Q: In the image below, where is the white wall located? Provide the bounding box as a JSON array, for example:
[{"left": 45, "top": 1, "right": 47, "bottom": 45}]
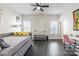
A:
[
  {"left": 22, "top": 14, "right": 60, "bottom": 39},
  {"left": 0, "top": 4, "right": 21, "bottom": 34},
  {"left": 60, "top": 4, "right": 79, "bottom": 35}
]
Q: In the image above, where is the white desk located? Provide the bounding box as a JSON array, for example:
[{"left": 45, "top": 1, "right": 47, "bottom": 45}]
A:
[
  {"left": 69, "top": 35, "right": 79, "bottom": 41},
  {"left": 69, "top": 35, "right": 79, "bottom": 55}
]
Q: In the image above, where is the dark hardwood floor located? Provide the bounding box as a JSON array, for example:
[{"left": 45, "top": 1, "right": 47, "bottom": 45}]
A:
[{"left": 24, "top": 40, "right": 77, "bottom": 56}]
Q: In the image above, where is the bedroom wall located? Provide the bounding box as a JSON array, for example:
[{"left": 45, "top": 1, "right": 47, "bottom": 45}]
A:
[
  {"left": 0, "top": 4, "right": 21, "bottom": 34},
  {"left": 60, "top": 4, "right": 79, "bottom": 36},
  {"left": 22, "top": 14, "right": 60, "bottom": 39}
]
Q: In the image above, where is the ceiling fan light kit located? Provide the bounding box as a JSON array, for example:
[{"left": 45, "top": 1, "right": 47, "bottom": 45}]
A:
[
  {"left": 31, "top": 3, "right": 49, "bottom": 12},
  {"left": 37, "top": 7, "right": 40, "bottom": 10}
]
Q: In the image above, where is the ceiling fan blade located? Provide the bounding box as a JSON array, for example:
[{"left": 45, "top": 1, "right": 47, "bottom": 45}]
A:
[
  {"left": 40, "top": 8, "right": 44, "bottom": 11},
  {"left": 31, "top": 4, "right": 36, "bottom": 6},
  {"left": 36, "top": 3, "right": 39, "bottom": 6},
  {"left": 33, "top": 7, "right": 37, "bottom": 11},
  {"left": 41, "top": 5, "right": 49, "bottom": 7}
]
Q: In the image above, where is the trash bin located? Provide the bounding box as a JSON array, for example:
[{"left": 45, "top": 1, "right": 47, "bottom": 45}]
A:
[{"left": 46, "top": 36, "right": 48, "bottom": 41}]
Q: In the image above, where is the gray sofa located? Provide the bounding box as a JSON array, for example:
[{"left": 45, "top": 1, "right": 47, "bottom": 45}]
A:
[{"left": 0, "top": 33, "right": 32, "bottom": 56}]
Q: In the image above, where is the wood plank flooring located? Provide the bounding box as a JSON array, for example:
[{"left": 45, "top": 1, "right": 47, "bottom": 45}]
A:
[{"left": 24, "top": 40, "right": 77, "bottom": 56}]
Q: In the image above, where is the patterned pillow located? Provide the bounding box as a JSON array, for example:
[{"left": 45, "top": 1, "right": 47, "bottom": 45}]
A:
[
  {"left": 0, "top": 47, "right": 1, "bottom": 51},
  {"left": 0, "top": 38, "right": 9, "bottom": 49},
  {"left": 0, "top": 34, "right": 2, "bottom": 38},
  {"left": 13, "top": 32, "right": 17, "bottom": 36}
]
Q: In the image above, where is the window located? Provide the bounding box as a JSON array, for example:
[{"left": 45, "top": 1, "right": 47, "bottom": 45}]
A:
[
  {"left": 50, "top": 21, "right": 58, "bottom": 34},
  {"left": 23, "top": 21, "right": 31, "bottom": 32}
]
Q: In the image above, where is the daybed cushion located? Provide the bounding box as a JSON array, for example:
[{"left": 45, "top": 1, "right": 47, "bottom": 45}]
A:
[{"left": 0, "top": 36, "right": 30, "bottom": 56}]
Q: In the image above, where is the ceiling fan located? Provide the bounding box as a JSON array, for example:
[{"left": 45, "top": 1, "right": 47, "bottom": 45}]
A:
[{"left": 31, "top": 3, "right": 49, "bottom": 12}]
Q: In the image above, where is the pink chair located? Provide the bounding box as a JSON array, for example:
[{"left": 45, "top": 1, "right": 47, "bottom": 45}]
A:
[{"left": 63, "top": 35, "right": 75, "bottom": 45}]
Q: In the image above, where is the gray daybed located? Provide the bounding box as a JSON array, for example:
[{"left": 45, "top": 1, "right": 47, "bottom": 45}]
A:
[{"left": 0, "top": 33, "right": 32, "bottom": 56}]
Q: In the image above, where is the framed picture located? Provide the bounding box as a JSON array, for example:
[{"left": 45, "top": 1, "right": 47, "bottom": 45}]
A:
[
  {"left": 16, "top": 16, "right": 20, "bottom": 23},
  {"left": 73, "top": 9, "right": 79, "bottom": 31}
]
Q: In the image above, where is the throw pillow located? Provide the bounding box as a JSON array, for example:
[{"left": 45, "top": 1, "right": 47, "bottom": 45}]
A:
[{"left": 0, "top": 38, "right": 9, "bottom": 49}]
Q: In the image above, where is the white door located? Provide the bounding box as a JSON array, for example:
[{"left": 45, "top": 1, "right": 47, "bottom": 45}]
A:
[{"left": 50, "top": 20, "right": 60, "bottom": 39}]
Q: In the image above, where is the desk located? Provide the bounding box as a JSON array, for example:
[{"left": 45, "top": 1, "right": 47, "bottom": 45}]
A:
[
  {"left": 69, "top": 35, "right": 79, "bottom": 41},
  {"left": 69, "top": 35, "right": 79, "bottom": 55}
]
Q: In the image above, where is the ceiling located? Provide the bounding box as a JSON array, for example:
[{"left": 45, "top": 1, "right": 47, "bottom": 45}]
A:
[{"left": 4, "top": 3, "right": 79, "bottom": 15}]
